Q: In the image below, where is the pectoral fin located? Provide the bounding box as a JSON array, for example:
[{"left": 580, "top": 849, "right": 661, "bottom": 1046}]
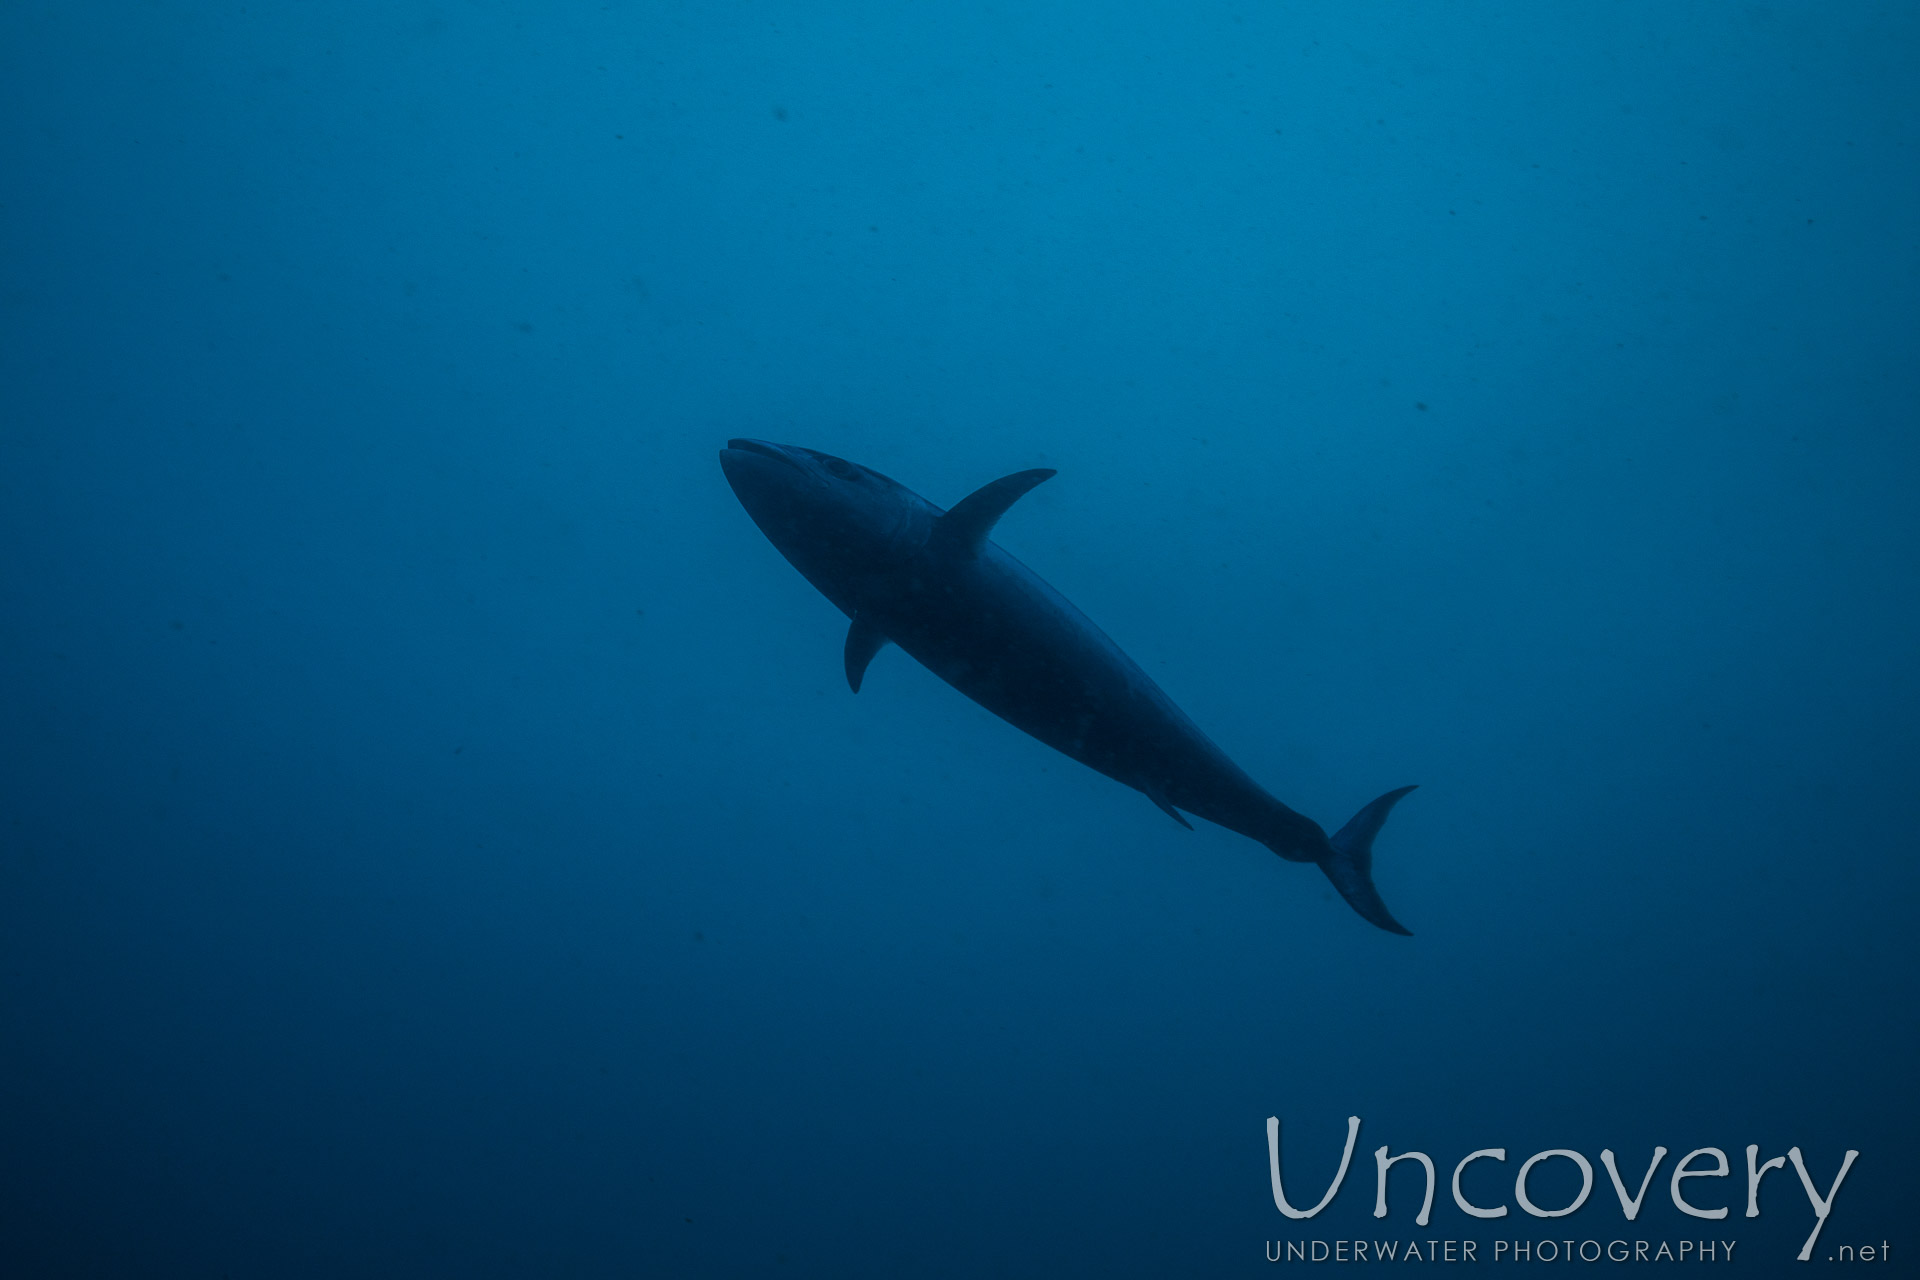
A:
[
  {"left": 843, "top": 614, "right": 889, "bottom": 693},
  {"left": 932, "top": 468, "right": 1057, "bottom": 556}
]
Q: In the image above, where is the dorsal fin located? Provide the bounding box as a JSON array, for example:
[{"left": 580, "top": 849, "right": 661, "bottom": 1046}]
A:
[
  {"left": 843, "top": 613, "right": 889, "bottom": 693},
  {"left": 931, "top": 468, "right": 1056, "bottom": 557}
]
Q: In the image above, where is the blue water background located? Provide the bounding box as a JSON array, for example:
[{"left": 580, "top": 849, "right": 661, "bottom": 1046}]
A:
[{"left": 3, "top": 2, "right": 1915, "bottom": 1274}]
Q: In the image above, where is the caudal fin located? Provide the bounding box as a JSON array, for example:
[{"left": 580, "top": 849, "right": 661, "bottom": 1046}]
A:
[{"left": 1320, "top": 785, "right": 1418, "bottom": 935}]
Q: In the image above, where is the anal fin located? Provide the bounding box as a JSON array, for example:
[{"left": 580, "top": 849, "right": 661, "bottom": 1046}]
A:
[
  {"left": 843, "top": 614, "right": 889, "bottom": 693},
  {"left": 1144, "top": 782, "right": 1192, "bottom": 830}
]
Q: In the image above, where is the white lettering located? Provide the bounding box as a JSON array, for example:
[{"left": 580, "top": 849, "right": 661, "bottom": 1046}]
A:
[
  {"left": 1515, "top": 1149, "right": 1594, "bottom": 1218},
  {"left": 1267, "top": 1116, "right": 1359, "bottom": 1219},
  {"left": 1599, "top": 1147, "right": 1668, "bottom": 1221},
  {"left": 1374, "top": 1145, "right": 1436, "bottom": 1226},
  {"left": 1452, "top": 1148, "right": 1509, "bottom": 1219},
  {"left": 1787, "top": 1145, "right": 1859, "bottom": 1262},
  {"left": 1745, "top": 1145, "right": 1787, "bottom": 1217},
  {"left": 1671, "top": 1147, "right": 1731, "bottom": 1220}
]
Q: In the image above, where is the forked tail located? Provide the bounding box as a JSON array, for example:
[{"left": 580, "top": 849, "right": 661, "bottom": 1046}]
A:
[{"left": 1319, "top": 785, "right": 1418, "bottom": 935}]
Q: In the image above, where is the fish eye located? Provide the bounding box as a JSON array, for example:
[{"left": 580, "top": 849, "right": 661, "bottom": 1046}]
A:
[{"left": 822, "top": 456, "right": 860, "bottom": 481}]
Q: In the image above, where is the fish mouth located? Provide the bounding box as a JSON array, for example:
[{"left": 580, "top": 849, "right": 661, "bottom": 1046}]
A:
[{"left": 722, "top": 438, "right": 800, "bottom": 467}]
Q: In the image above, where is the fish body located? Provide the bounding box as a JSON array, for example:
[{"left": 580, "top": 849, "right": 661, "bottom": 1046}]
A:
[{"left": 719, "top": 439, "right": 1415, "bottom": 934}]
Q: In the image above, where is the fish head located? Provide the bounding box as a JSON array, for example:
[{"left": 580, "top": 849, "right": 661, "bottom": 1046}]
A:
[{"left": 720, "top": 439, "right": 932, "bottom": 592}]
